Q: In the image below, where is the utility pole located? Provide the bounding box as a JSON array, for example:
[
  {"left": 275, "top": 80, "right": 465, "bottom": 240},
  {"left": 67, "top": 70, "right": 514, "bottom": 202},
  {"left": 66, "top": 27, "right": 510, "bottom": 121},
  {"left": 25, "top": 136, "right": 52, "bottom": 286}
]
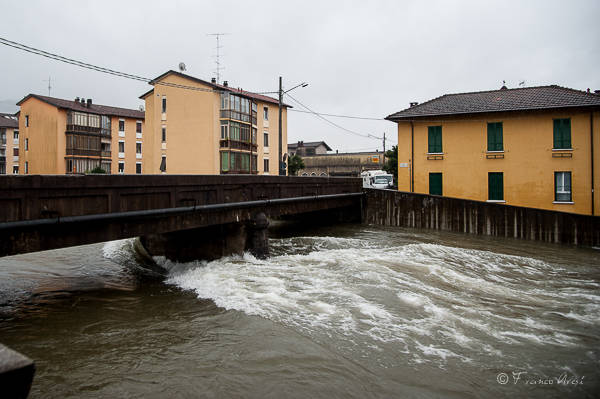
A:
[
  {"left": 278, "top": 76, "right": 284, "bottom": 175},
  {"left": 382, "top": 132, "right": 386, "bottom": 167}
]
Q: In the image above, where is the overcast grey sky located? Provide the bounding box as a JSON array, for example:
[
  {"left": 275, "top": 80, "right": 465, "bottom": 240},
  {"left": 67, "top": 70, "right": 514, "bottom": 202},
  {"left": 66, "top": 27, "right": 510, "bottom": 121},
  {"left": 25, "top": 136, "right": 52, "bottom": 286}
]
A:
[{"left": 1, "top": 0, "right": 599, "bottom": 152}]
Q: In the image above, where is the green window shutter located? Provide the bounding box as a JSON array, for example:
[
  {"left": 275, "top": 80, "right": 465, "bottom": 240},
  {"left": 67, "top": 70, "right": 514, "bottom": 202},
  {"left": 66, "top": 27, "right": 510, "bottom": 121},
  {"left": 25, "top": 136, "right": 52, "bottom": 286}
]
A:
[
  {"left": 429, "top": 173, "right": 443, "bottom": 196},
  {"left": 553, "top": 119, "right": 571, "bottom": 149},
  {"left": 487, "top": 122, "right": 503, "bottom": 151},
  {"left": 428, "top": 126, "right": 442, "bottom": 153},
  {"left": 488, "top": 172, "right": 504, "bottom": 200}
]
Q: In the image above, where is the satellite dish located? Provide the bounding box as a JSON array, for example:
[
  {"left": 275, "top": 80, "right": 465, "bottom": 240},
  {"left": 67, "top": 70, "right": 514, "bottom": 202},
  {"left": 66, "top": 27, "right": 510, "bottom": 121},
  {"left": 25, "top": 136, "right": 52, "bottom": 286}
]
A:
[{"left": 179, "top": 62, "right": 186, "bottom": 72}]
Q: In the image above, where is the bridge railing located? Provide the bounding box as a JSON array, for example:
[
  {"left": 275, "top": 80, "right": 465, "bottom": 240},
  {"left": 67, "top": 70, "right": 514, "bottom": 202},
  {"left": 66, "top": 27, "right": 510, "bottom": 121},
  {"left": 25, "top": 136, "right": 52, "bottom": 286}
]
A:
[{"left": 0, "top": 174, "right": 362, "bottom": 223}]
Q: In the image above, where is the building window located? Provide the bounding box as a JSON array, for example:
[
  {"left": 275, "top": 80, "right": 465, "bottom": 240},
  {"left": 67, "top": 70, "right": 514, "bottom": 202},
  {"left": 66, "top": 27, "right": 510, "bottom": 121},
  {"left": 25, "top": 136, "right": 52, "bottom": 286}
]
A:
[
  {"left": 136, "top": 163, "right": 142, "bottom": 174},
  {"left": 118, "top": 162, "right": 124, "bottom": 174},
  {"left": 263, "top": 107, "right": 268, "bottom": 120},
  {"left": 118, "top": 141, "right": 125, "bottom": 153},
  {"left": 221, "top": 152, "right": 229, "bottom": 172},
  {"left": 429, "top": 173, "right": 442, "bottom": 196},
  {"left": 25, "top": 138, "right": 28, "bottom": 151},
  {"left": 136, "top": 121, "right": 142, "bottom": 134},
  {"left": 13, "top": 165, "right": 18, "bottom": 174},
  {"left": 487, "top": 122, "right": 503, "bottom": 151},
  {"left": 555, "top": 172, "right": 572, "bottom": 202},
  {"left": 553, "top": 118, "right": 571, "bottom": 149},
  {"left": 263, "top": 159, "right": 269, "bottom": 172},
  {"left": 25, "top": 161, "right": 28, "bottom": 174},
  {"left": 13, "top": 147, "right": 18, "bottom": 157},
  {"left": 220, "top": 121, "right": 228, "bottom": 139},
  {"left": 263, "top": 132, "right": 269, "bottom": 147},
  {"left": 162, "top": 97, "right": 167, "bottom": 113},
  {"left": 428, "top": 126, "right": 442, "bottom": 153},
  {"left": 118, "top": 119, "right": 125, "bottom": 132},
  {"left": 136, "top": 142, "right": 142, "bottom": 156},
  {"left": 488, "top": 172, "right": 504, "bottom": 201},
  {"left": 162, "top": 126, "right": 166, "bottom": 142},
  {"left": 160, "top": 156, "right": 166, "bottom": 172},
  {"left": 25, "top": 115, "right": 29, "bottom": 127},
  {"left": 14, "top": 131, "right": 19, "bottom": 140}
]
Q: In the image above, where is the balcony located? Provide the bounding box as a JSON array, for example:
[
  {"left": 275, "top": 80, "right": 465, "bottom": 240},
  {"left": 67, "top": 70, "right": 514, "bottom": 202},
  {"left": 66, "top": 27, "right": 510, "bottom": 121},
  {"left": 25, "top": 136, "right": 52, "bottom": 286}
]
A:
[
  {"left": 66, "top": 124, "right": 102, "bottom": 135},
  {"left": 101, "top": 151, "right": 112, "bottom": 158},
  {"left": 219, "top": 139, "right": 257, "bottom": 152},
  {"left": 220, "top": 110, "right": 251, "bottom": 123},
  {"left": 66, "top": 149, "right": 101, "bottom": 157}
]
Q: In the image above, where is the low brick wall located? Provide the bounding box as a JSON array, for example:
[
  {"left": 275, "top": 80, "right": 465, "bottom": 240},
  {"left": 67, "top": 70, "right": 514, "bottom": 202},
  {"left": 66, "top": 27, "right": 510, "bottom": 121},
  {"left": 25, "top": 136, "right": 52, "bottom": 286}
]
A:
[{"left": 363, "top": 189, "right": 600, "bottom": 247}]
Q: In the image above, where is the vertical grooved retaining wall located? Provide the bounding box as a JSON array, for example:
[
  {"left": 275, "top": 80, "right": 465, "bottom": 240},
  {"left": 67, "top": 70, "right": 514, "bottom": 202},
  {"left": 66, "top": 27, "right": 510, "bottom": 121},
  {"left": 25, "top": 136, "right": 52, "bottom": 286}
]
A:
[{"left": 363, "top": 189, "right": 600, "bottom": 247}]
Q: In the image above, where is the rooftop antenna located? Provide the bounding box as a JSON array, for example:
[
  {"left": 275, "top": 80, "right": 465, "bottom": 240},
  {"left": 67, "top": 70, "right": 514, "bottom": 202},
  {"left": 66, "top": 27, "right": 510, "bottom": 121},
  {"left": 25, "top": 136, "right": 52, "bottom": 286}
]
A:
[
  {"left": 43, "top": 75, "right": 52, "bottom": 96},
  {"left": 207, "top": 33, "right": 230, "bottom": 84},
  {"left": 518, "top": 80, "right": 526, "bottom": 87},
  {"left": 179, "top": 62, "right": 186, "bottom": 72}
]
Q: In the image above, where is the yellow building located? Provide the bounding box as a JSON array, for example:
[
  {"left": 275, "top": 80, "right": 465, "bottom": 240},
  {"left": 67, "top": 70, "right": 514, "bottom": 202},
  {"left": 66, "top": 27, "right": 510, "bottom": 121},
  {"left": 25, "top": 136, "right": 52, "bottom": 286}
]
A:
[
  {"left": 386, "top": 85, "right": 600, "bottom": 215},
  {"left": 140, "top": 70, "right": 288, "bottom": 175},
  {"left": 16, "top": 94, "right": 145, "bottom": 174},
  {"left": 1, "top": 113, "right": 20, "bottom": 175}
]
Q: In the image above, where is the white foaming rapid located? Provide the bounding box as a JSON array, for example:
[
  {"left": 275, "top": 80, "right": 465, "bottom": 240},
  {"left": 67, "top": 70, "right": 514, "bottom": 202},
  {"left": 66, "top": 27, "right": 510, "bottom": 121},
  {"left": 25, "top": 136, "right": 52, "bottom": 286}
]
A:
[{"left": 158, "top": 235, "right": 600, "bottom": 368}]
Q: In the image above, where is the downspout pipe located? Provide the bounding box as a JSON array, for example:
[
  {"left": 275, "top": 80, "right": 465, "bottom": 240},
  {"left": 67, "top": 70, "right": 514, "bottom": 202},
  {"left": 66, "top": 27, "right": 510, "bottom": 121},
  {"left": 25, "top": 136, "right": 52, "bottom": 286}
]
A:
[
  {"left": 411, "top": 121, "right": 415, "bottom": 192},
  {"left": 591, "top": 112, "right": 595, "bottom": 216}
]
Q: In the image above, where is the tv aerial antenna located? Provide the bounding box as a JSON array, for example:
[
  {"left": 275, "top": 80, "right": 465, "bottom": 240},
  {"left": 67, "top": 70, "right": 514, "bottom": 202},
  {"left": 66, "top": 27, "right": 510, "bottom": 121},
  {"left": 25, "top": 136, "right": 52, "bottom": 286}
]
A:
[
  {"left": 207, "top": 33, "right": 230, "bottom": 84},
  {"left": 43, "top": 75, "right": 53, "bottom": 96}
]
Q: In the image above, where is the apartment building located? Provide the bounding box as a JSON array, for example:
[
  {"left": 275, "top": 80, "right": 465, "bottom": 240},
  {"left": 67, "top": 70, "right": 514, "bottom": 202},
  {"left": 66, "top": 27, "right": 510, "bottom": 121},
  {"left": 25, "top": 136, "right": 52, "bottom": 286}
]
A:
[
  {"left": 140, "top": 70, "right": 288, "bottom": 175},
  {"left": 386, "top": 85, "right": 600, "bottom": 215},
  {"left": 0, "top": 113, "right": 20, "bottom": 174},
  {"left": 16, "top": 94, "right": 144, "bottom": 174}
]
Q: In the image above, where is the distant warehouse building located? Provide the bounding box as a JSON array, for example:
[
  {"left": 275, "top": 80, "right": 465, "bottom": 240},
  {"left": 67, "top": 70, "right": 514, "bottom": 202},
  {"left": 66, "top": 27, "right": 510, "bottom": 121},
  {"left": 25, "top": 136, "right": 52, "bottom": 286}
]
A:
[
  {"left": 289, "top": 141, "right": 384, "bottom": 176},
  {"left": 386, "top": 85, "right": 600, "bottom": 215},
  {"left": 16, "top": 94, "right": 145, "bottom": 174}
]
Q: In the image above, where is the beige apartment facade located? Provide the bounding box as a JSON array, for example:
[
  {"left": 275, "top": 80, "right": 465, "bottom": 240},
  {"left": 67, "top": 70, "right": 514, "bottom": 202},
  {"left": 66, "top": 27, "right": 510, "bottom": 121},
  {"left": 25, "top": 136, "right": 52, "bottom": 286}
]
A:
[
  {"left": 16, "top": 94, "right": 144, "bottom": 174},
  {"left": 0, "top": 113, "right": 20, "bottom": 175},
  {"left": 140, "top": 70, "right": 288, "bottom": 175}
]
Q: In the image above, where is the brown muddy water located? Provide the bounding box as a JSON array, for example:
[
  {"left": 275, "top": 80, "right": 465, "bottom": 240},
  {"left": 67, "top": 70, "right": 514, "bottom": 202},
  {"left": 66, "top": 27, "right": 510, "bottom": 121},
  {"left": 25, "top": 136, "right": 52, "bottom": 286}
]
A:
[{"left": 0, "top": 224, "right": 599, "bottom": 398}]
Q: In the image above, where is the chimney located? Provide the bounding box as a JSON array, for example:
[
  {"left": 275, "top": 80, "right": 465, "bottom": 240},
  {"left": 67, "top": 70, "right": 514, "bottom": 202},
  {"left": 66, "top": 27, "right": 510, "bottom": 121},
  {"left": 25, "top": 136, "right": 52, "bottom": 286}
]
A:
[
  {"left": 80, "top": 98, "right": 85, "bottom": 105},
  {"left": 595, "top": 90, "right": 600, "bottom": 95},
  {"left": 336, "top": 150, "right": 338, "bottom": 154},
  {"left": 211, "top": 78, "right": 216, "bottom": 84},
  {"left": 75, "top": 97, "right": 80, "bottom": 103},
  {"left": 409, "top": 102, "right": 419, "bottom": 107},
  {"left": 87, "top": 98, "right": 92, "bottom": 108},
  {"left": 223, "top": 81, "right": 228, "bottom": 87}
]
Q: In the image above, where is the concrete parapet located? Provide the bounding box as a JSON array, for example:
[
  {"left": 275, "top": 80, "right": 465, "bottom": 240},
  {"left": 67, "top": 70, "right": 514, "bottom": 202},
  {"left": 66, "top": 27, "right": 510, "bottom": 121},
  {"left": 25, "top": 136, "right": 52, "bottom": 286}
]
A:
[{"left": 363, "top": 189, "right": 600, "bottom": 247}]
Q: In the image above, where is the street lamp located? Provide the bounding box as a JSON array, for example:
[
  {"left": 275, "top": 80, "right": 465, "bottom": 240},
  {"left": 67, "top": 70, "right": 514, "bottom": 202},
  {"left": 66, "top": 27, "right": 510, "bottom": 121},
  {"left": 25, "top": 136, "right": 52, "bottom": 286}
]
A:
[{"left": 279, "top": 77, "right": 308, "bottom": 175}]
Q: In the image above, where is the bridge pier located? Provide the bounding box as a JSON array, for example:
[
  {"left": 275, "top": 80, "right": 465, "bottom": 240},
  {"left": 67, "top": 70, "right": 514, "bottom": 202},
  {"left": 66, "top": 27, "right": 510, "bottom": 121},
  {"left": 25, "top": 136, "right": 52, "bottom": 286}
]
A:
[{"left": 139, "top": 212, "right": 270, "bottom": 263}]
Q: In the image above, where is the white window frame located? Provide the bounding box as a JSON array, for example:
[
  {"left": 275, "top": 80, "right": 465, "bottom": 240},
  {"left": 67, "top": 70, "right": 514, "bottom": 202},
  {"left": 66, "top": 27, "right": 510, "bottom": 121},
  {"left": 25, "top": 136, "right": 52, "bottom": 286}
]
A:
[
  {"left": 554, "top": 171, "right": 572, "bottom": 203},
  {"left": 135, "top": 162, "right": 142, "bottom": 174},
  {"left": 136, "top": 141, "right": 142, "bottom": 159},
  {"left": 118, "top": 119, "right": 125, "bottom": 137},
  {"left": 136, "top": 120, "right": 143, "bottom": 138},
  {"left": 118, "top": 161, "right": 125, "bottom": 174},
  {"left": 118, "top": 140, "right": 125, "bottom": 158}
]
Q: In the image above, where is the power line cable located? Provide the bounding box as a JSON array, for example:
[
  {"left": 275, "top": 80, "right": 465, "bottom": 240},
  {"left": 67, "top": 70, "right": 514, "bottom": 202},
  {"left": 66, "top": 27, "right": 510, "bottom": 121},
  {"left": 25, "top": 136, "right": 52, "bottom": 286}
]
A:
[
  {"left": 284, "top": 92, "right": 383, "bottom": 140},
  {"left": 0, "top": 37, "right": 216, "bottom": 93},
  {"left": 289, "top": 108, "right": 385, "bottom": 121}
]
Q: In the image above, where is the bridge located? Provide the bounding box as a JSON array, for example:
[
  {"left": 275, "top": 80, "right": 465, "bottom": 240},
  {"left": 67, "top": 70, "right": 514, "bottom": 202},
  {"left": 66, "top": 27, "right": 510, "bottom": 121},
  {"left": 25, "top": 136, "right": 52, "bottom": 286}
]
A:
[{"left": 0, "top": 175, "right": 363, "bottom": 261}]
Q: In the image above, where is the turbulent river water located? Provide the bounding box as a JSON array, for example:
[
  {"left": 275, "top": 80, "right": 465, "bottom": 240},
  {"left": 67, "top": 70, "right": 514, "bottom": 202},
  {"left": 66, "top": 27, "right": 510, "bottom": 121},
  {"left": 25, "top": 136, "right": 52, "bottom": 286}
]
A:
[{"left": 0, "top": 223, "right": 598, "bottom": 398}]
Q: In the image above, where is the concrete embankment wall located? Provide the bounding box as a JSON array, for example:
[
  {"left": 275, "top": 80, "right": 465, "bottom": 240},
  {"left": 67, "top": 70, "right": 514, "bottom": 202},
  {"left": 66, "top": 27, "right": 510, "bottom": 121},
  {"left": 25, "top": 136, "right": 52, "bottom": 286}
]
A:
[{"left": 363, "top": 189, "right": 600, "bottom": 247}]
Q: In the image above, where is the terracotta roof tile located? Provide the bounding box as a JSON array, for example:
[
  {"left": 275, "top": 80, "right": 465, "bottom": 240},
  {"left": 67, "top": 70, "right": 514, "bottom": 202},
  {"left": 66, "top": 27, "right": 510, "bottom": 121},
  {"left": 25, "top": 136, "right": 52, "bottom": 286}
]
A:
[
  {"left": 386, "top": 85, "right": 600, "bottom": 120},
  {"left": 0, "top": 113, "right": 18, "bottom": 128},
  {"left": 17, "top": 94, "right": 145, "bottom": 119}
]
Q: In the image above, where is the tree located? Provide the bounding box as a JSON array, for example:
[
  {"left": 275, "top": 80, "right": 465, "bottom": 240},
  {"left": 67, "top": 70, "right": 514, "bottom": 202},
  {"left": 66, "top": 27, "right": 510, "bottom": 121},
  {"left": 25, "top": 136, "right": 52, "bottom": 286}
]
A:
[
  {"left": 382, "top": 145, "right": 398, "bottom": 186},
  {"left": 89, "top": 167, "right": 107, "bottom": 174},
  {"left": 287, "top": 154, "right": 305, "bottom": 176}
]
